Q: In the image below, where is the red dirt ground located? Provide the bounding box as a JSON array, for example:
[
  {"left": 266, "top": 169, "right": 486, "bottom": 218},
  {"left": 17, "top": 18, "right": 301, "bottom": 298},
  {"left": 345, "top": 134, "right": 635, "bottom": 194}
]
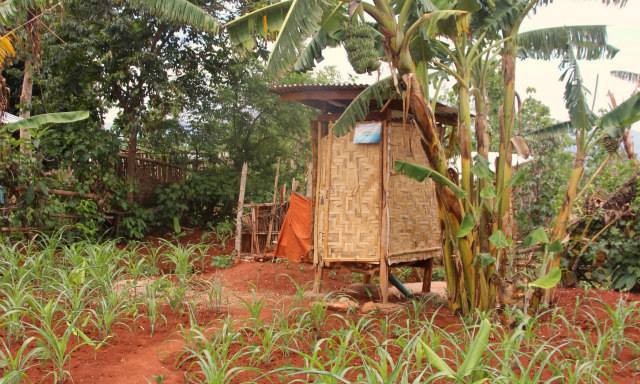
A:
[{"left": 21, "top": 232, "right": 640, "bottom": 384}]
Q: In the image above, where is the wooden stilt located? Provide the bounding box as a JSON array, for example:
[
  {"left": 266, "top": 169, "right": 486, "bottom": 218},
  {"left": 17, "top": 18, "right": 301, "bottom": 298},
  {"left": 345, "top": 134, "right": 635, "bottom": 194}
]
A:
[
  {"left": 380, "top": 261, "right": 389, "bottom": 304},
  {"left": 422, "top": 258, "right": 433, "bottom": 293},
  {"left": 234, "top": 162, "right": 248, "bottom": 256},
  {"left": 265, "top": 159, "right": 280, "bottom": 251},
  {"left": 363, "top": 271, "right": 372, "bottom": 285},
  {"left": 312, "top": 262, "right": 323, "bottom": 294}
]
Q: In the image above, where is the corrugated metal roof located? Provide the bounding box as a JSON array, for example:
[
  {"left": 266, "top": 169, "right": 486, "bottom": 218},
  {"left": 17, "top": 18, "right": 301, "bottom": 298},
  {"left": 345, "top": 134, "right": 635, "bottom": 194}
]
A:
[{"left": 271, "top": 83, "right": 368, "bottom": 93}]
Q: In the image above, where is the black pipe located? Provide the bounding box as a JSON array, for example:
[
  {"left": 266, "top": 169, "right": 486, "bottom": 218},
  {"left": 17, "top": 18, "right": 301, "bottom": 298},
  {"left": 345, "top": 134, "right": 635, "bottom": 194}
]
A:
[{"left": 389, "top": 274, "right": 413, "bottom": 299}]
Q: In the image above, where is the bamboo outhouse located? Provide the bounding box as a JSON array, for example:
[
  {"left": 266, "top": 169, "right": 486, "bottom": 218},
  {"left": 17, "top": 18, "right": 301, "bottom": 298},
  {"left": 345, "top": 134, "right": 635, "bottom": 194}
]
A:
[{"left": 273, "top": 84, "right": 457, "bottom": 302}]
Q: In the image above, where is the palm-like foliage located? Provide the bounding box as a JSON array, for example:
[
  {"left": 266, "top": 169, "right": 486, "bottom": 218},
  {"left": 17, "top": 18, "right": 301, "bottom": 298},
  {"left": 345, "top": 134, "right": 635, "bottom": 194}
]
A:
[
  {"left": 611, "top": 70, "right": 640, "bottom": 88},
  {"left": 332, "top": 77, "right": 395, "bottom": 136},
  {"left": 518, "top": 25, "right": 618, "bottom": 61},
  {"left": 128, "top": 0, "right": 219, "bottom": 33},
  {"left": 226, "top": 1, "right": 291, "bottom": 51},
  {"left": 599, "top": 92, "right": 640, "bottom": 141},
  {"left": 226, "top": 0, "right": 636, "bottom": 313}
]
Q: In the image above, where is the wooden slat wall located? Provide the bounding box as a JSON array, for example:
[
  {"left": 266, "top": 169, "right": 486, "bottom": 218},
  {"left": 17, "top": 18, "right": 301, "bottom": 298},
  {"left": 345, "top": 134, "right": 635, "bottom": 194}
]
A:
[
  {"left": 387, "top": 122, "right": 442, "bottom": 264},
  {"left": 317, "top": 126, "right": 382, "bottom": 264}
]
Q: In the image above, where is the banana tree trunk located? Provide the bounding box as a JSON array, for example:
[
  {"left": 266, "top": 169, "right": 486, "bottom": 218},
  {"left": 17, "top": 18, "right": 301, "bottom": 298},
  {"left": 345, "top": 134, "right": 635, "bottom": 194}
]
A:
[
  {"left": 495, "top": 37, "right": 517, "bottom": 275},
  {"left": 551, "top": 150, "right": 585, "bottom": 255},
  {"left": 404, "top": 73, "right": 479, "bottom": 312},
  {"left": 473, "top": 86, "right": 491, "bottom": 254},
  {"left": 458, "top": 78, "right": 473, "bottom": 204},
  {"left": 474, "top": 87, "right": 490, "bottom": 160}
]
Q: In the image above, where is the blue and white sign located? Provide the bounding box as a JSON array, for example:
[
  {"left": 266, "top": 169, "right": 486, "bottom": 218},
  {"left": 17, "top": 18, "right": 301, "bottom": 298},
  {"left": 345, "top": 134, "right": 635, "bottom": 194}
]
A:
[{"left": 353, "top": 122, "right": 382, "bottom": 144}]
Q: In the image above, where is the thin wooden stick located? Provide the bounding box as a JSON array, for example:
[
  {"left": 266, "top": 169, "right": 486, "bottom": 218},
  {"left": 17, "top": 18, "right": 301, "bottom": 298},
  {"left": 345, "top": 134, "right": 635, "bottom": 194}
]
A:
[
  {"left": 266, "top": 159, "right": 280, "bottom": 250},
  {"left": 234, "top": 162, "right": 248, "bottom": 256}
]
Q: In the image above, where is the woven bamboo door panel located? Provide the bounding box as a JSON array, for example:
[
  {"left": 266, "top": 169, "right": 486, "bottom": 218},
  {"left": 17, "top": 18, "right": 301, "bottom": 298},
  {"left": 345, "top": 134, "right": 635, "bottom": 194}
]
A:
[
  {"left": 317, "top": 129, "right": 382, "bottom": 263},
  {"left": 387, "top": 122, "right": 442, "bottom": 264}
]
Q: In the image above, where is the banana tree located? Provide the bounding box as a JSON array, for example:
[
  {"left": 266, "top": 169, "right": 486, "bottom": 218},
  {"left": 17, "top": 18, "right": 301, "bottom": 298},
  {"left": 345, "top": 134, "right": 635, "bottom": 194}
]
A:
[
  {"left": 226, "top": 0, "right": 506, "bottom": 313},
  {"left": 224, "top": 0, "right": 629, "bottom": 313},
  {"left": 522, "top": 50, "right": 640, "bottom": 296},
  {"left": 609, "top": 70, "right": 639, "bottom": 161}
]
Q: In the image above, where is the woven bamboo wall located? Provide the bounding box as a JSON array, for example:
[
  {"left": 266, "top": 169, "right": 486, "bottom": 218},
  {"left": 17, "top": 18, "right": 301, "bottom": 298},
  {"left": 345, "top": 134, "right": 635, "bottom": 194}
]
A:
[
  {"left": 386, "top": 122, "right": 442, "bottom": 264},
  {"left": 316, "top": 128, "right": 382, "bottom": 264}
]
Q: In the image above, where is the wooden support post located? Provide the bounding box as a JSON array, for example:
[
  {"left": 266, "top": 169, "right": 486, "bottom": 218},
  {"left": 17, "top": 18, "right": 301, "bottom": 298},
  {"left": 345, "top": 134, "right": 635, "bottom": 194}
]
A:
[
  {"left": 305, "top": 161, "right": 313, "bottom": 198},
  {"left": 422, "top": 258, "right": 433, "bottom": 293},
  {"left": 234, "top": 162, "right": 248, "bottom": 256},
  {"left": 313, "top": 262, "right": 324, "bottom": 294},
  {"left": 380, "top": 261, "right": 389, "bottom": 304},
  {"left": 250, "top": 206, "right": 262, "bottom": 256},
  {"left": 266, "top": 159, "right": 280, "bottom": 250},
  {"left": 379, "top": 121, "right": 389, "bottom": 304}
]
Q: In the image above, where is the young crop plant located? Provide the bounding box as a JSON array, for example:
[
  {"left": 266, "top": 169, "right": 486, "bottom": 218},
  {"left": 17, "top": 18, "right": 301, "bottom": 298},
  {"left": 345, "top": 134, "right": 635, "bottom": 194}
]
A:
[
  {"left": 0, "top": 337, "right": 40, "bottom": 384},
  {"left": 421, "top": 319, "right": 492, "bottom": 383},
  {"left": 205, "top": 277, "right": 226, "bottom": 314},
  {"left": 29, "top": 297, "right": 95, "bottom": 384},
  {"left": 88, "top": 289, "right": 132, "bottom": 343},
  {"left": 284, "top": 337, "right": 358, "bottom": 384},
  {"left": 0, "top": 272, "right": 34, "bottom": 345},
  {"left": 248, "top": 322, "right": 287, "bottom": 364},
  {"left": 240, "top": 290, "right": 266, "bottom": 328},
  {"left": 160, "top": 240, "right": 195, "bottom": 283},
  {"left": 144, "top": 279, "right": 168, "bottom": 336},
  {"left": 182, "top": 318, "right": 254, "bottom": 384}
]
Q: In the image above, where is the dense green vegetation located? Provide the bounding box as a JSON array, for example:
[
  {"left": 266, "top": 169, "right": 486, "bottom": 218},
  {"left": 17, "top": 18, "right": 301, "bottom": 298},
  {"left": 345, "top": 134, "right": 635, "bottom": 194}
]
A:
[
  {"left": 1, "top": 0, "right": 327, "bottom": 240},
  {"left": 0, "top": 0, "right": 640, "bottom": 381}
]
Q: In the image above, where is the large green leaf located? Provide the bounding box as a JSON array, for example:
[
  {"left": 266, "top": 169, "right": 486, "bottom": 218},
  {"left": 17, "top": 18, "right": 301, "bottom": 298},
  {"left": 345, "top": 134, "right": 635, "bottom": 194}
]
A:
[
  {"left": 422, "top": 341, "right": 455, "bottom": 378},
  {"left": 523, "top": 227, "right": 549, "bottom": 247},
  {"left": 394, "top": 160, "right": 467, "bottom": 198},
  {"left": 529, "top": 267, "right": 562, "bottom": 289},
  {"left": 472, "top": 155, "right": 493, "bottom": 180},
  {"left": 128, "top": 0, "right": 220, "bottom": 34},
  {"left": 266, "top": 0, "right": 334, "bottom": 78},
  {"left": 598, "top": 92, "right": 640, "bottom": 140},
  {"left": 524, "top": 121, "right": 572, "bottom": 137},
  {"left": 518, "top": 25, "right": 618, "bottom": 61},
  {"left": 332, "top": 77, "right": 396, "bottom": 136},
  {"left": 2, "top": 111, "right": 90, "bottom": 132},
  {"left": 458, "top": 319, "right": 491, "bottom": 378},
  {"left": 226, "top": 1, "right": 292, "bottom": 51},
  {"left": 488, "top": 230, "right": 510, "bottom": 249},
  {"left": 457, "top": 213, "right": 475, "bottom": 238},
  {"left": 293, "top": 3, "right": 347, "bottom": 72},
  {"left": 561, "top": 48, "right": 595, "bottom": 131}
]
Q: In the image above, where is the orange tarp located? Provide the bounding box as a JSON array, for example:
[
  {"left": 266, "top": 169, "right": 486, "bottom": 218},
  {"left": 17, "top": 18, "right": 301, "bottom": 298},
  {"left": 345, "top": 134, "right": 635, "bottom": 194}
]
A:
[{"left": 275, "top": 193, "right": 312, "bottom": 263}]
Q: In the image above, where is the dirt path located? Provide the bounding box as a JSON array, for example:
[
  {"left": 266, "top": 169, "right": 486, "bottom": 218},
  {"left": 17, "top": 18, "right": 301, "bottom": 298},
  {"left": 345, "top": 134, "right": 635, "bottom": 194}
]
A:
[{"left": 59, "top": 261, "right": 356, "bottom": 384}]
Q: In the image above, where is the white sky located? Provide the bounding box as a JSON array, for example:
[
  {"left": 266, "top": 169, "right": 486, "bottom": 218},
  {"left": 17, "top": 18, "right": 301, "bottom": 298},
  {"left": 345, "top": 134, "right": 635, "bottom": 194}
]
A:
[{"left": 315, "top": 1, "right": 640, "bottom": 131}]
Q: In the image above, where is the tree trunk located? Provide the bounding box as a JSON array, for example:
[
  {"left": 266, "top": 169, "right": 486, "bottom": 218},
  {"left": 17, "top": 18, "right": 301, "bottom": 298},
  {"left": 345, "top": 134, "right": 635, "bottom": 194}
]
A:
[
  {"left": 474, "top": 86, "right": 492, "bottom": 254},
  {"left": 19, "top": 59, "right": 34, "bottom": 153},
  {"left": 235, "top": 162, "right": 248, "bottom": 256},
  {"left": 551, "top": 152, "right": 585, "bottom": 246},
  {"left": 495, "top": 37, "right": 517, "bottom": 276},
  {"left": 458, "top": 78, "right": 473, "bottom": 204},
  {"left": 126, "top": 124, "right": 138, "bottom": 204},
  {"left": 403, "top": 73, "right": 480, "bottom": 312}
]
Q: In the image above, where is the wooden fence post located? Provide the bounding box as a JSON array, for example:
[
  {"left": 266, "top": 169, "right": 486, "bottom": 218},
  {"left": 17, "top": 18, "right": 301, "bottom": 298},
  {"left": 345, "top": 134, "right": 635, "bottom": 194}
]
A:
[
  {"left": 265, "top": 159, "right": 280, "bottom": 250},
  {"left": 235, "top": 162, "right": 248, "bottom": 257}
]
